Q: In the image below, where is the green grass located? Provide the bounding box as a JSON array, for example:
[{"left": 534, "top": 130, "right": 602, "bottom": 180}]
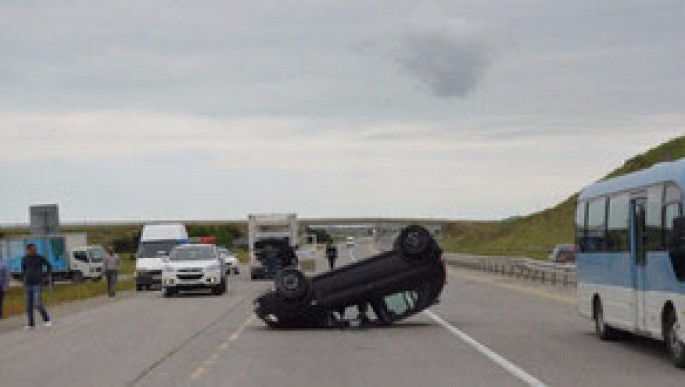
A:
[
  {"left": 2, "top": 278, "right": 135, "bottom": 319},
  {"left": 1, "top": 254, "right": 137, "bottom": 319},
  {"left": 442, "top": 135, "right": 685, "bottom": 260},
  {"left": 236, "top": 249, "right": 250, "bottom": 264}
]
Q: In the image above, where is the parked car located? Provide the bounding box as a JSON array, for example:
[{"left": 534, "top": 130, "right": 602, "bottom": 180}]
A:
[
  {"left": 218, "top": 247, "right": 240, "bottom": 275},
  {"left": 548, "top": 244, "right": 576, "bottom": 263},
  {"left": 254, "top": 225, "right": 445, "bottom": 328},
  {"left": 161, "top": 244, "right": 227, "bottom": 297}
]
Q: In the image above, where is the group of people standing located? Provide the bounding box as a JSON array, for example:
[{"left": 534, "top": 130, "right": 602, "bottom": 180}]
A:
[{"left": 0, "top": 244, "right": 120, "bottom": 330}]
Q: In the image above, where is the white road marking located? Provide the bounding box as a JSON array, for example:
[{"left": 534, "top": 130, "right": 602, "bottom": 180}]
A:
[{"left": 424, "top": 309, "right": 546, "bottom": 387}]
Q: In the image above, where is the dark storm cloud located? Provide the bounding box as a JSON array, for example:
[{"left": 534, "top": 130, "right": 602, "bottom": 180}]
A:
[{"left": 393, "top": 21, "right": 493, "bottom": 98}]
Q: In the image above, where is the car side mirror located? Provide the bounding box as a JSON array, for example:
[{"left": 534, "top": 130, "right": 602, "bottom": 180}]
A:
[
  {"left": 162, "top": 256, "right": 170, "bottom": 263},
  {"left": 670, "top": 216, "right": 685, "bottom": 257}
]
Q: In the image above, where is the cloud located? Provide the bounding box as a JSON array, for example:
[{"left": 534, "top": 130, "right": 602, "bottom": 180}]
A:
[{"left": 392, "top": 17, "right": 494, "bottom": 97}]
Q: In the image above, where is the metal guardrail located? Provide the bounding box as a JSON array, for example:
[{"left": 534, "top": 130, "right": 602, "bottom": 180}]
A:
[{"left": 444, "top": 253, "right": 577, "bottom": 287}]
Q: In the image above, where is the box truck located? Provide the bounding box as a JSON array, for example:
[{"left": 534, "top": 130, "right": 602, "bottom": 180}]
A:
[
  {"left": 1, "top": 234, "right": 104, "bottom": 282},
  {"left": 248, "top": 214, "right": 298, "bottom": 280}
]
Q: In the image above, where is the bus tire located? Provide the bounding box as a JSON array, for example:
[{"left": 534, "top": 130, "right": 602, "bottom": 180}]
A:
[
  {"left": 664, "top": 310, "right": 685, "bottom": 368},
  {"left": 594, "top": 298, "right": 621, "bottom": 340}
]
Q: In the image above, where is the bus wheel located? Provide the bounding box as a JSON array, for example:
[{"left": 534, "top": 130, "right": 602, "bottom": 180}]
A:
[
  {"left": 665, "top": 311, "right": 685, "bottom": 368},
  {"left": 594, "top": 298, "right": 620, "bottom": 340}
]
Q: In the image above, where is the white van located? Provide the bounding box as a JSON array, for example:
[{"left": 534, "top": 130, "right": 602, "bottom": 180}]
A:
[{"left": 135, "top": 224, "right": 188, "bottom": 291}]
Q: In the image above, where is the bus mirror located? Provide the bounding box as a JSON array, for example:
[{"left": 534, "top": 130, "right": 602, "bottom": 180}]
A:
[{"left": 670, "top": 216, "right": 685, "bottom": 256}]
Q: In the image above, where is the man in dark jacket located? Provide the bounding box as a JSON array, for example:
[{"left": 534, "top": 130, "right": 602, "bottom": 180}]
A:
[
  {"left": 22, "top": 243, "right": 52, "bottom": 330},
  {"left": 325, "top": 242, "right": 338, "bottom": 270},
  {"left": 0, "top": 259, "right": 9, "bottom": 319}
]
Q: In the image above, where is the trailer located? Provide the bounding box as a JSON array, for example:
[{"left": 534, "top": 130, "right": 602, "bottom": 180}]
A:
[{"left": 249, "top": 214, "right": 298, "bottom": 280}]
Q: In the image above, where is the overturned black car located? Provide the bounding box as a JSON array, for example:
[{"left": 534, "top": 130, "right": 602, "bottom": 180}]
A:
[{"left": 254, "top": 225, "right": 446, "bottom": 328}]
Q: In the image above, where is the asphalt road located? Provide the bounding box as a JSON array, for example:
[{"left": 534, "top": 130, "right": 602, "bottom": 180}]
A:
[{"left": 1, "top": 239, "right": 683, "bottom": 386}]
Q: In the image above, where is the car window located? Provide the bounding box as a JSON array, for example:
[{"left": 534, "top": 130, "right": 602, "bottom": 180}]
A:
[
  {"left": 88, "top": 247, "right": 106, "bottom": 263},
  {"left": 383, "top": 291, "right": 419, "bottom": 316}
]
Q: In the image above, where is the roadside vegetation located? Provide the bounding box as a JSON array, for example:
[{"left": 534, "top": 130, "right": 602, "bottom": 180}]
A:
[
  {"left": 2, "top": 278, "right": 135, "bottom": 319},
  {"left": 442, "top": 135, "right": 685, "bottom": 259}
]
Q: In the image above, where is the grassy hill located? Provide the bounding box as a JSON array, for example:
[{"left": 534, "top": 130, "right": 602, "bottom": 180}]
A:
[{"left": 441, "top": 135, "right": 685, "bottom": 259}]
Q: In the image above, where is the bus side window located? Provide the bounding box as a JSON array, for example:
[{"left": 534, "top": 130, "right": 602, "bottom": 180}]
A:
[
  {"left": 646, "top": 184, "right": 664, "bottom": 251},
  {"left": 607, "top": 193, "right": 630, "bottom": 252},
  {"left": 576, "top": 201, "right": 587, "bottom": 252},
  {"left": 587, "top": 197, "right": 607, "bottom": 253},
  {"left": 663, "top": 184, "right": 682, "bottom": 249}
]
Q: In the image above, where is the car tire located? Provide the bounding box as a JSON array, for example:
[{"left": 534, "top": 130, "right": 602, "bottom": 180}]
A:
[
  {"left": 664, "top": 310, "right": 685, "bottom": 368},
  {"left": 212, "top": 279, "right": 226, "bottom": 295},
  {"left": 397, "top": 225, "right": 432, "bottom": 259},
  {"left": 594, "top": 298, "right": 621, "bottom": 340},
  {"left": 275, "top": 268, "right": 309, "bottom": 300},
  {"left": 162, "top": 287, "right": 176, "bottom": 298}
]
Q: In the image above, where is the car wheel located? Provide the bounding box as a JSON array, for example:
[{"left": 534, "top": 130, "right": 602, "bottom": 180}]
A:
[
  {"left": 594, "top": 298, "right": 621, "bottom": 340},
  {"left": 212, "top": 280, "right": 226, "bottom": 295},
  {"left": 275, "top": 268, "right": 309, "bottom": 300},
  {"left": 162, "top": 287, "right": 176, "bottom": 298},
  {"left": 398, "top": 225, "right": 432, "bottom": 259},
  {"left": 665, "top": 310, "right": 685, "bottom": 368}
]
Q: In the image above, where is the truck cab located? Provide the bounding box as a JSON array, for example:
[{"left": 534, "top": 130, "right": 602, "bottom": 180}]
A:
[{"left": 70, "top": 245, "right": 105, "bottom": 282}]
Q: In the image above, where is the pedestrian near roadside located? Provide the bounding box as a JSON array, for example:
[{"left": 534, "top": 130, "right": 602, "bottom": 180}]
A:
[
  {"left": 22, "top": 244, "right": 52, "bottom": 330},
  {"left": 325, "top": 242, "right": 338, "bottom": 270},
  {"left": 102, "top": 245, "right": 120, "bottom": 298},
  {"left": 0, "top": 258, "right": 10, "bottom": 319}
]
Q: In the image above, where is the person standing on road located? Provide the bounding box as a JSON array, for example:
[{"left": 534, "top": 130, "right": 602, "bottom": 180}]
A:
[
  {"left": 22, "top": 243, "right": 52, "bottom": 330},
  {"left": 325, "top": 242, "right": 338, "bottom": 270},
  {"left": 102, "top": 245, "right": 120, "bottom": 298},
  {"left": 0, "top": 258, "right": 10, "bottom": 319},
  {"left": 278, "top": 243, "right": 298, "bottom": 269}
]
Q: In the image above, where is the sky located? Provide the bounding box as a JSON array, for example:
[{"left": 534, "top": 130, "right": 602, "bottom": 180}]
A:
[{"left": 0, "top": 0, "right": 683, "bottom": 224}]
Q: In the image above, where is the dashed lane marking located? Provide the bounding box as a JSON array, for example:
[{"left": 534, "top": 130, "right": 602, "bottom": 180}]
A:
[{"left": 189, "top": 314, "right": 255, "bottom": 381}]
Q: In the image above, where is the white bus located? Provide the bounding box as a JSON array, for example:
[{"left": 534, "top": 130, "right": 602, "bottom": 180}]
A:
[{"left": 576, "top": 159, "right": 685, "bottom": 367}]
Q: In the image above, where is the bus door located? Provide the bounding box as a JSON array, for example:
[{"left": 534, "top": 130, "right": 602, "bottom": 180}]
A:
[{"left": 630, "top": 197, "right": 648, "bottom": 331}]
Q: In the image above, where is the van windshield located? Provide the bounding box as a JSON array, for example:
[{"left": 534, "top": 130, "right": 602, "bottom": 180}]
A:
[
  {"left": 138, "top": 241, "right": 177, "bottom": 258},
  {"left": 169, "top": 246, "right": 216, "bottom": 261}
]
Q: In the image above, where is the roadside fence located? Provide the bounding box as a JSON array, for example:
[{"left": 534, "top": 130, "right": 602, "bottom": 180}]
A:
[{"left": 444, "top": 253, "right": 577, "bottom": 287}]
